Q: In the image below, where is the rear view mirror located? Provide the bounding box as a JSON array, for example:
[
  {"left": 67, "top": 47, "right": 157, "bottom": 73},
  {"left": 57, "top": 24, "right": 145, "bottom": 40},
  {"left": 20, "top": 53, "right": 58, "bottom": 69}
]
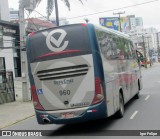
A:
[{"left": 136, "top": 50, "right": 144, "bottom": 62}]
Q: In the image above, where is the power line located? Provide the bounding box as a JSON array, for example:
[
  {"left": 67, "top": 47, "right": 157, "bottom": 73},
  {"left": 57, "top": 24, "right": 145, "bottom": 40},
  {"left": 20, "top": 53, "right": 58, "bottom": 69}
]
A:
[
  {"left": 33, "top": 10, "right": 50, "bottom": 21},
  {"left": 65, "top": 0, "right": 160, "bottom": 20},
  {"left": 33, "top": 0, "right": 159, "bottom": 22},
  {"left": 24, "top": 9, "right": 40, "bottom": 31}
]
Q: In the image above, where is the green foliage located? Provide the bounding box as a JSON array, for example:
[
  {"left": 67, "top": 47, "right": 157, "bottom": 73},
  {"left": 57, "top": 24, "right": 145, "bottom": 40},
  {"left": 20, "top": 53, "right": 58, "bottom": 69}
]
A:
[
  {"left": 47, "top": 0, "right": 54, "bottom": 17},
  {"left": 63, "top": 0, "right": 70, "bottom": 10},
  {"left": 46, "top": 0, "right": 85, "bottom": 20}
]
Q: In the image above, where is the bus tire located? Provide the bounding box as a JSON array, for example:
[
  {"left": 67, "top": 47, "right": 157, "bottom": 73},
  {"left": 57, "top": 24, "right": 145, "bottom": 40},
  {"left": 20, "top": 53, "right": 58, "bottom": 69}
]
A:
[
  {"left": 115, "top": 92, "right": 124, "bottom": 118},
  {"left": 134, "top": 80, "right": 140, "bottom": 99}
]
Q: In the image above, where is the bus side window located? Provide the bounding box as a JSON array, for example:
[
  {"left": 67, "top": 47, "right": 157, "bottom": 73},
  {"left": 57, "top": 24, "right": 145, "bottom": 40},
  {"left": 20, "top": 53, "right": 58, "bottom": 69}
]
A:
[
  {"left": 96, "top": 30, "right": 113, "bottom": 60},
  {"left": 116, "top": 38, "right": 126, "bottom": 60},
  {"left": 130, "top": 42, "right": 137, "bottom": 59}
]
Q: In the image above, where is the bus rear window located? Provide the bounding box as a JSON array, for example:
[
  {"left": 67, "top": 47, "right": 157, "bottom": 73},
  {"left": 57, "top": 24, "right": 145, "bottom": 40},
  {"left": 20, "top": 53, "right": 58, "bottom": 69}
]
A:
[{"left": 29, "top": 24, "right": 91, "bottom": 62}]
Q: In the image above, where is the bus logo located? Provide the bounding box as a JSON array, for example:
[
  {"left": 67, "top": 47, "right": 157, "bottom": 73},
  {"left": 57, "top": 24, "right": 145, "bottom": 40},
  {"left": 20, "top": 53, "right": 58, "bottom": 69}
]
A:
[{"left": 42, "top": 29, "right": 69, "bottom": 52}]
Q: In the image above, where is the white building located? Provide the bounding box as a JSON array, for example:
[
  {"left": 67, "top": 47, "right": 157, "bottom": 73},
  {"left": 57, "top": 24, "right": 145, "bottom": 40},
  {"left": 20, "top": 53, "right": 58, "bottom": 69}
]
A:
[
  {"left": 0, "top": 0, "right": 10, "bottom": 21},
  {"left": 129, "top": 27, "right": 158, "bottom": 62},
  {"left": 130, "top": 17, "right": 143, "bottom": 30},
  {"left": 50, "top": 17, "right": 69, "bottom": 26},
  {"left": 9, "top": 8, "right": 19, "bottom": 21},
  {"left": 0, "top": 0, "right": 19, "bottom": 77}
]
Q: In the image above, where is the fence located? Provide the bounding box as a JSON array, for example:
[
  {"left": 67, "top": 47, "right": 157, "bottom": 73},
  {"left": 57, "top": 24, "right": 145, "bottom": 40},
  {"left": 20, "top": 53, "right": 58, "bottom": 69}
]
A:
[{"left": 0, "top": 70, "right": 15, "bottom": 104}]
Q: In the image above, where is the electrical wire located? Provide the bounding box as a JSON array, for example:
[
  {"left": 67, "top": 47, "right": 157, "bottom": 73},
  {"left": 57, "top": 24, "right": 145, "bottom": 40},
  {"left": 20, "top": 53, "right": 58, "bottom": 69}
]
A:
[
  {"left": 33, "top": 10, "right": 50, "bottom": 21},
  {"left": 24, "top": 9, "right": 40, "bottom": 31},
  {"left": 34, "top": 0, "right": 159, "bottom": 21},
  {"left": 66, "top": 0, "right": 160, "bottom": 20}
]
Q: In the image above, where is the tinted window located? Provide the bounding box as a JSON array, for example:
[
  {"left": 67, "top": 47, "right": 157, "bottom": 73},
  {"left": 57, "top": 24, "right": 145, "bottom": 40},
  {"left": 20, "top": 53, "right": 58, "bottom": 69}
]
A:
[
  {"left": 96, "top": 29, "right": 113, "bottom": 60},
  {"left": 29, "top": 24, "right": 91, "bottom": 62}
]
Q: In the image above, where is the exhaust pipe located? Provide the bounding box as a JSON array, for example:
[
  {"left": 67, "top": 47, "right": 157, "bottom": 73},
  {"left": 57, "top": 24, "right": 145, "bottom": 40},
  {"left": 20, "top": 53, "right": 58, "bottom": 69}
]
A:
[{"left": 43, "top": 118, "right": 51, "bottom": 124}]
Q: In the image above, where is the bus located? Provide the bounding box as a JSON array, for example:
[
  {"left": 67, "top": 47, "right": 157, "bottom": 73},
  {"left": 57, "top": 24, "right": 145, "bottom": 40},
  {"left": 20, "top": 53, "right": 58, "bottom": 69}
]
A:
[{"left": 26, "top": 23, "right": 143, "bottom": 124}]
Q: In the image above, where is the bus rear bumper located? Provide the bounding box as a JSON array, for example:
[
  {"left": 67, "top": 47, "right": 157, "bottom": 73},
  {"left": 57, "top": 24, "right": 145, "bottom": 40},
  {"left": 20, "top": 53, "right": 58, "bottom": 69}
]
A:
[{"left": 35, "top": 100, "right": 107, "bottom": 124}]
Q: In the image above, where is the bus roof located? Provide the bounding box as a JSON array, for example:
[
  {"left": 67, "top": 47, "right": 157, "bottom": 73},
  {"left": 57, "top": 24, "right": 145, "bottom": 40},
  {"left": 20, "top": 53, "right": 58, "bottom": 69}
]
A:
[
  {"left": 93, "top": 24, "right": 131, "bottom": 40},
  {"left": 29, "top": 23, "right": 131, "bottom": 41}
]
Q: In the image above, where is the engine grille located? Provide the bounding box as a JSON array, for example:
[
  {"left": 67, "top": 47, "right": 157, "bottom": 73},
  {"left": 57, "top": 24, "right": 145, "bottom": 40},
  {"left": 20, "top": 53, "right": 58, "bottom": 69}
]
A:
[{"left": 37, "top": 64, "right": 89, "bottom": 80}]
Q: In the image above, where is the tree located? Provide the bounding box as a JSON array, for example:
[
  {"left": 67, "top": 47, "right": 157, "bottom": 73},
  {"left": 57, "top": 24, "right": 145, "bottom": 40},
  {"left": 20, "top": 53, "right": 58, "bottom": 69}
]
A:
[{"left": 46, "top": 0, "right": 85, "bottom": 26}]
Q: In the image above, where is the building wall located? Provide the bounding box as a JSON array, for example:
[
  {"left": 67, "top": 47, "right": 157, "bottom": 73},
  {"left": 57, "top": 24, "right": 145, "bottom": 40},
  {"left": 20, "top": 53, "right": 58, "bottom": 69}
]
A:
[
  {"left": 130, "top": 17, "right": 143, "bottom": 30},
  {"left": 9, "top": 8, "right": 19, "bottom": 21},
  {"left": 0, "top": 0, "right": 10, "bottom": 21},
  {"left": 0, "top": 0, "right": 17, "bottom": 77},
  {"left": 0, "top": 36, "right": 15, "bottom": 76}
]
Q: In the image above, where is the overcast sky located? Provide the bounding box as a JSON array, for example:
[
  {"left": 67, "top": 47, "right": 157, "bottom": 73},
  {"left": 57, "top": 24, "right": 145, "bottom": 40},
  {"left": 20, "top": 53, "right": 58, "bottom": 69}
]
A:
[{"left": 8, "top": 0, "right": 160, "bottom": 31}]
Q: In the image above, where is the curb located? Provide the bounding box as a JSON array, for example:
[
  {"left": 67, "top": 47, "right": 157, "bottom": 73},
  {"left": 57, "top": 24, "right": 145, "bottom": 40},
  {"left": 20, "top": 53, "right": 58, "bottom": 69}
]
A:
[{"left": 0, "top": 114, "right": 35, "bottom": 129}]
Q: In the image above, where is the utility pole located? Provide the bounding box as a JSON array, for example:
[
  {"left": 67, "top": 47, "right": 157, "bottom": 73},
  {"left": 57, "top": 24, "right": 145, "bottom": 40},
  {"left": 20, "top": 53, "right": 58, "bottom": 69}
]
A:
[
  {"left": 146, "top": 36, "right": 152, "bottom": 67},
  {"left": 113, "top": 11, "right": 125, "bottom": 32},
  {"left": 156, "top": 32, "right": 160, "bottom": 62},
  {"left": 19, "top": 0, "right": 40, "bottom": 101},
  {"left": 19, "top": 0, "right": 30, "bottom": 101},
  {"left": 55, "top": 0, "right": 59, "bottom": 26},
  {"left": 142, "top": 35, "right": 147, "bottom": 69}
]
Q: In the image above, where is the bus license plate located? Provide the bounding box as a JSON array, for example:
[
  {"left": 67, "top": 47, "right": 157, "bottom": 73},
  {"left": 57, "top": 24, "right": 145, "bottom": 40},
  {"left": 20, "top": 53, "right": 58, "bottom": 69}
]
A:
[{"left": 61, "top": 113, "right": 74, "bottom": 119}]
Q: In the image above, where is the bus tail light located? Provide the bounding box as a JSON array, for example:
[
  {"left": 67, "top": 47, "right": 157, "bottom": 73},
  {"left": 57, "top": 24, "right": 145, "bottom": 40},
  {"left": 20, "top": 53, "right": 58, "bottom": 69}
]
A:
[
  {"left": 92, "top": 78, "right": 104, "bottom": 105},
  {"left": 31, "top": 85, "right": 44, "bottom": 110}
]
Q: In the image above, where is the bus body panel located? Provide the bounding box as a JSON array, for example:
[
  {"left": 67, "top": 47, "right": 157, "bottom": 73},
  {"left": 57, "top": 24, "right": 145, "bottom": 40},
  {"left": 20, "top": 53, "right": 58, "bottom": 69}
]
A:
[
  {"left": 94, "top": 25, "right": 142, "bottom": 116},
  {"left": 35, "top": 100, "right": 107, "bottom": 124},
  {"left": 31, "top": 54, "right": 95, "bottom": 111}
]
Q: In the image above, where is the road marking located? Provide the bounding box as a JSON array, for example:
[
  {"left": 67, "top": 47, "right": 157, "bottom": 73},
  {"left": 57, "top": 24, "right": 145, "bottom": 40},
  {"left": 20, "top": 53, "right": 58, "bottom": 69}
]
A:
[
  {"left": 130, "top": 111, "right": 138, "bottom": 119},
  {"left": 145, "top": 95, "right": 150, "bottom": 101}
]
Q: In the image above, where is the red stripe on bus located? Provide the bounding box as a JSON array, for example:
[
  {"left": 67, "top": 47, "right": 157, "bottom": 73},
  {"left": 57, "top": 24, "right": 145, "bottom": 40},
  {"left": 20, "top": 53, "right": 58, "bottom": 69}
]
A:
[{"left": 36, "top": 50, "right": 81, "bottom": 59}]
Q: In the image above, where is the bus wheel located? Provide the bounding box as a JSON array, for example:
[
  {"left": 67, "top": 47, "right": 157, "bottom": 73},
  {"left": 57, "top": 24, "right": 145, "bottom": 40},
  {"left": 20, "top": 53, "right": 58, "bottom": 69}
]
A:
[
  {"left": 134, "top": 81, "right": 140, "bottom": 99},
  {"left": 116, "top": 93, "right": 124, "bottom": 118}
]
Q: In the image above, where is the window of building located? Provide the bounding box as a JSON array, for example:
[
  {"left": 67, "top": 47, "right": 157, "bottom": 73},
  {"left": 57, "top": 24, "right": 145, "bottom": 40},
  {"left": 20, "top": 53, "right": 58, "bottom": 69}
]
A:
[
  {"left": 0, "top": 57, "right": 5, "bottom": 70},
  {"left": 0, "top": 26, "right": 3, "bottom": 47}
]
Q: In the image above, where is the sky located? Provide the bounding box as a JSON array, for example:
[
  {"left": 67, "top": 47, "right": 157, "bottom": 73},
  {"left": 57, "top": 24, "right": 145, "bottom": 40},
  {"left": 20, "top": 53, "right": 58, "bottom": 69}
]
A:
[{"left": 8, "top": 0, "right": 160, "bottom": 31}]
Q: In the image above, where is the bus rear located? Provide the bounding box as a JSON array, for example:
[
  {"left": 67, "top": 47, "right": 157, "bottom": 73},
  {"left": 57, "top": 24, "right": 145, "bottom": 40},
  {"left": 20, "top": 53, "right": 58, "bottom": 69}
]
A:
[{"left": 27, "top": 24, "right": 106, "bottom": 124}]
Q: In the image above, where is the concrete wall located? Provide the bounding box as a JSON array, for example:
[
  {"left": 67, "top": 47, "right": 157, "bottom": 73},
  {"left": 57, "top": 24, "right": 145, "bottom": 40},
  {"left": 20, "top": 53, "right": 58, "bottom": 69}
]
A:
[
  {"left": 0, "top": 36, "right": 15, "bottom": 77},
  {"left": 0, "top": 0, "right": 10, "bottom": 21},
  {"left": 0, "top": 0, "right": 16, "bottom": 77}
]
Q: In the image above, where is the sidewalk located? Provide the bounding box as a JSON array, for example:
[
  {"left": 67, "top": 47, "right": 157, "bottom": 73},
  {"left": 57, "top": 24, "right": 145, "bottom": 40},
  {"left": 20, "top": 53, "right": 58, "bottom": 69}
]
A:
[
  {"left": 0, "top": 78, "right": 35, "bottom": 129},
  {"left": 141, "top": 62, "right": 160, "bottom": 70}
]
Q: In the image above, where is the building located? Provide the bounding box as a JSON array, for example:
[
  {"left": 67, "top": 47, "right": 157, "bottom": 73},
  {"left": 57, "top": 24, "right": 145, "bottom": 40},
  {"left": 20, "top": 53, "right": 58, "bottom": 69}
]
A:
[
  {"left": 51, "top": 17, "right": 69, "bottom": 26},
  {"left": 129, "top": 27, "right": 159, "bottom": 62},
  {"left": 130, "top": 17, "right": 143, "bottom": 30},
  {"left": 0, "top": 0, "right": 10, "bottom": 21},
  {"left": 26, "top": 18, "right": 56, "bottom": 33},
  {"left": 0, "top": 20, "right": 20, "bottom": 77},
  {"left": 0, "top": 0, "right": 21, "bottom": 77},
  {"left": 9, "top": 8, "right": 19, "bottom": 21}
]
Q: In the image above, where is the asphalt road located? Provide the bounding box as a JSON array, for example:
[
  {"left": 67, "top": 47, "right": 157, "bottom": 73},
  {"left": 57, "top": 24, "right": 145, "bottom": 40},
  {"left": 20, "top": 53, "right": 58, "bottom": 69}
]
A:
[{"left": 4, "top": 63, "right": 160, "bottom": 138}]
